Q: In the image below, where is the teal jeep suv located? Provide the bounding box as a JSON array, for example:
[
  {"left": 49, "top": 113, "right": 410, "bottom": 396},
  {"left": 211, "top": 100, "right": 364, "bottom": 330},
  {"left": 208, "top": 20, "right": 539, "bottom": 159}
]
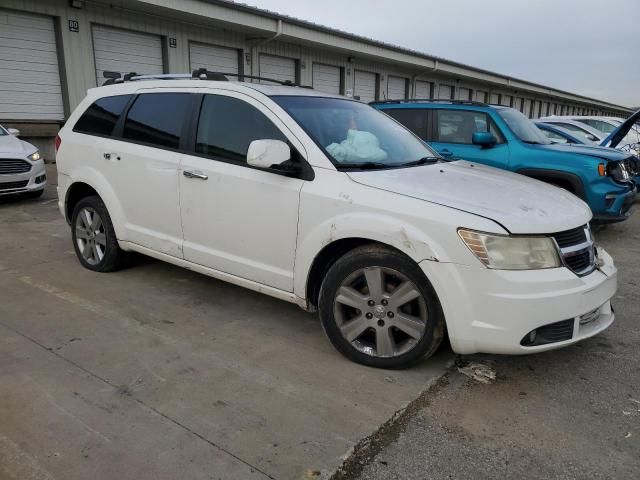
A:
[{"left": 373, "top": 100, "right": 636, "bottom": 222}]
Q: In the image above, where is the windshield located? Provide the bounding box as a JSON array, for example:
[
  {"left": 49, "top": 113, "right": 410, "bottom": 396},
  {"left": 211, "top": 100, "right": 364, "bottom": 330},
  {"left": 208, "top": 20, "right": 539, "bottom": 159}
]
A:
[
  {"left": 272, "top": 96, "right": 439, "bottom": 169},
  {"left": 498, "top": 108, "right": 551, "bottom": 145}
]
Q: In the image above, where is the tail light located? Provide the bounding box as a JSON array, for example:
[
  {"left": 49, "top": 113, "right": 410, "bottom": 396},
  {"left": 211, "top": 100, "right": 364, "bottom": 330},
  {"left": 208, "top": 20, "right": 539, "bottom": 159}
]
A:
[{"left": 54, "top": 134, "right": 61, "bottom": 154}]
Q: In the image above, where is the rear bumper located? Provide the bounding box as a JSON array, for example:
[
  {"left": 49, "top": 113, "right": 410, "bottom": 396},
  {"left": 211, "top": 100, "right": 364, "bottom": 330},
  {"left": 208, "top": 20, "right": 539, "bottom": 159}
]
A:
[
  {"left": 420, "top": 247, "right": 617, "bottom": 355},
  {"left": 0, "top": 160, "right": 46, "bottom": 196}
]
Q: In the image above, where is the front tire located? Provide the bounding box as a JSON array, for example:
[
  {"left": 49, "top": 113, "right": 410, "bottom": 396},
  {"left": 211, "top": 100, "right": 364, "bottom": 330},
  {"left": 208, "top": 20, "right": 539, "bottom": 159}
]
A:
[
  {"left": 71, "top": 196, "right": 125, "bottom": 272},
  {"left": 318, "top": 245, "right": 445, "bottom": 369}
]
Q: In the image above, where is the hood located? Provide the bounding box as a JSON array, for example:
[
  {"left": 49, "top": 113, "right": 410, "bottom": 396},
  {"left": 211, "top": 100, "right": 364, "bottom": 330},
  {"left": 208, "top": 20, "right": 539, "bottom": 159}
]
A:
[
  {"left": 0, "top": 134, "right": 34, "bottom": 157},
  {"left": 347, "top": 160, "right": 592, "bottom": 234},
  {"left": 600, "top": 108, "right": 640, "bottom": 149},
  {"left": 534, "top": 141, "right": 631, "bottom": 161}
]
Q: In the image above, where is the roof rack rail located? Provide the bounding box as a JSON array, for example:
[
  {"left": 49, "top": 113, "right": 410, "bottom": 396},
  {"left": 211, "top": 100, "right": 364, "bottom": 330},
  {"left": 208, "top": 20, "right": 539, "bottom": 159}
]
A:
[
  {"left": 191, "top": 68, "right": 313, "bottom": 88},
  {"left": 101, "top": 69, "right": 313, "bottom": 89},
  {"left": 370, "top": 98, "right": 488, "bottom": 107}
]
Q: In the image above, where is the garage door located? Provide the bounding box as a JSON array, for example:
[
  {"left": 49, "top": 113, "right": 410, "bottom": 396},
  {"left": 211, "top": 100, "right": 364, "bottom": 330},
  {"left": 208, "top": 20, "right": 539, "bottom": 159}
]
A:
[
  {"left": 415, "top": 81, "right": 433, "bottom": 99},
  {"left": 313, "top": 63, "right": 341, "bottom": 95},
  {"left": 474, "top": 90, "right": 488, "bottom": 103},
  {"left": 0, "top": 9, "right": 64, "bottom": 121},
  {"left": 259, "top": 54, "right": 296, "bottom": 84},
  {"left": 457, "top": 87, "right": 471, "bottom": 101},
  {"left": 189, "top": 43, "right": 239, "bottom": 76},
  {"left": 92, "top": 25, "right": 163, "bottom": 84},
  {"left": 354, "top": 70, "right": 377, "bottom": 103},
  {"left": 437, "top": 84, "right": 454, "bottom": 100},
  {"left": 387, "top": 76, "right": 407, "bottom": 100}
]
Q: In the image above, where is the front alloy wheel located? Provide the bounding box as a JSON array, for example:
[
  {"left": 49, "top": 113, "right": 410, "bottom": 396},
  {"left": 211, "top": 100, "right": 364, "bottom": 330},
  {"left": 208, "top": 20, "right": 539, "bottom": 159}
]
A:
[
  {"left": 334, "top": 267, "right": 428, "bottom": 358},
  {"left": 319, "top": 245, "right": 445, "bottom": 369}
]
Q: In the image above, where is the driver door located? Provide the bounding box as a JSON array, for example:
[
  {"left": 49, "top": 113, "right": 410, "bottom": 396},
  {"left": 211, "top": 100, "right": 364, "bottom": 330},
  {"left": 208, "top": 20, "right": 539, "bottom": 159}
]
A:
[{"left": 179, "top": 92, "right": 307, "bottom": 292}]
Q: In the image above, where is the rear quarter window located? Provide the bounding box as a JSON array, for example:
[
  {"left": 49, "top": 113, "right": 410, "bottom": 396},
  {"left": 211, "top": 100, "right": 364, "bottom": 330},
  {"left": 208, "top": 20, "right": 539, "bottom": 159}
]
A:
[
  {"left": 122, "top": 93, "right": 193, "bottom": 150},
  {"left": 73, "top": 95, "right": 132, "bottom": 136},
  {"left": 383, "top": 109, "right": 429, "bottom": 140}
]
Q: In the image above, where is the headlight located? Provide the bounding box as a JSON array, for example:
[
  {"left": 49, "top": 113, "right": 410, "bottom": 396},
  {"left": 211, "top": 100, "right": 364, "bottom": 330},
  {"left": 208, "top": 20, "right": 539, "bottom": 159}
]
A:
[
  {"left": 27, "top": 151, "right": 41, "bottom": 162},
  {"left": 458, "top": 229, "right": 561, "bottom": 270},
  {"left": 607, "top": 160, "right": 630, "bottom": 182}
]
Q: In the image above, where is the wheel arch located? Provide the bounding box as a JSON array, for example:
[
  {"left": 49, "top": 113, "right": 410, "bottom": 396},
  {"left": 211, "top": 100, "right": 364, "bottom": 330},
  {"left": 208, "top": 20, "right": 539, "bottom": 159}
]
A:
[
  {"left": 516, "top": 168, "right": 586, "bottom": 200},
  {"left": 63, "top": 170, "right": 127, "bottom": 239}
]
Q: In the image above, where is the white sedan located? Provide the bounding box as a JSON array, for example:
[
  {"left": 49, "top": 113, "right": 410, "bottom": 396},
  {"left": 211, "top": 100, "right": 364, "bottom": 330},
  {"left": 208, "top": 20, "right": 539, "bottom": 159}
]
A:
[{"left": 0, "top": 125, "right": 47, "bottom": 198}]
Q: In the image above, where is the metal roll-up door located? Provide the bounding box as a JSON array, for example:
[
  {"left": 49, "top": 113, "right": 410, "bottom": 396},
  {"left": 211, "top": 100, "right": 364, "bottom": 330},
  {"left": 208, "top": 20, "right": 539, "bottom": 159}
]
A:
[
  {"left": 354, "top": 70, "right": 377, "bottom": 103},
  {"left": 313, "top": 63, "right": 341, "bottom": 94},
  {"left": 190, "top": 43, "right": 239, "bottom": 76},
  {"left": 92, "top": 25, "right": 163, "bottom": 84},
  {"left": 437, "top": 84, "right": 454, "bottom": 99},
  {"left": 415, "top": 81, "right": 433, "bottom": 99},
  {"left": 457, "top": 87, "right": 471, "bottom": 101},
  {"left": 259, "top": 54, "right": 296, "bottom": 83},
  {"left": 490, "top": 93, "right": 500, "bottom": 105},
  {"left": 387, "top": 76, "right": 407, "bottom": 100},
  {"left": 474, "top": 90, "right": 488, "bottom": 103},
  {"left": 0, "top": 9, "right": 64, "bottom": 121}
]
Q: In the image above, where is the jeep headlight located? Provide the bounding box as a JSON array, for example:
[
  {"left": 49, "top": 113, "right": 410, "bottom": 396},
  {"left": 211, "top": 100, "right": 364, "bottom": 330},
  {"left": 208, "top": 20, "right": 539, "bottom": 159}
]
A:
[
  {"left": 27, "top": 151, "right": 41, "bottom": 162},
  {"left": 458, "top": 229, "right": 561, "bottom": 270}
]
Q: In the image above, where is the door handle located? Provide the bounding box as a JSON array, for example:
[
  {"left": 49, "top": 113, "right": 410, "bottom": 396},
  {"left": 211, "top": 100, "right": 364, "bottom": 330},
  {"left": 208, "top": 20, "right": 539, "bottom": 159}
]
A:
[
  {"left": 439, "top": 149, "right": 453, "bottom": 158},
  {"left": 183, "top": 170, "right": 208, "bottom": 180}
]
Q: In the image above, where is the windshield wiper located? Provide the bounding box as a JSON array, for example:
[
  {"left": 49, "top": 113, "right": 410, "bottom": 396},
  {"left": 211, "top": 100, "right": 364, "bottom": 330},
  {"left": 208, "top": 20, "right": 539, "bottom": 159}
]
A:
[
  {"left": 522, "top": 140, "right": 543, "bottom": 145},
  {"left": 337, "top": 162, "right": 389, "bottom": 170},
  {"left": 400, "top": 156, "right": 442, "bottom": 167}
]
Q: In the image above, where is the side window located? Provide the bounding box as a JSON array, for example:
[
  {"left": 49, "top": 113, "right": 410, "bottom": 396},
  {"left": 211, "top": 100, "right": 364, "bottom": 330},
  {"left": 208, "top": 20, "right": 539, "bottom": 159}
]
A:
[
  {"left": 435, "top": 110, "right": 502, "bottom": 144},
  {"left": 123, "top": 93, "right": 193, "bottom": 150},
  {"left": 195, "top": 95, "right": 287, "bottom": 163},
  {"left": 73, "top": 95, "right": 132, "bottom": 136},
  {"left": 384, "top": 109, "right": 429, "bottom": 140}
]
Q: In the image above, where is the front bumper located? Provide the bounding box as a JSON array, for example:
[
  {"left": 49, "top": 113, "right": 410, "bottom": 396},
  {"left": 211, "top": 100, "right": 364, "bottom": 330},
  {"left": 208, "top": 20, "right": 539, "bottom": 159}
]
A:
[
  {"left": 420, "top": 247, "right": 617, "bottom": 355},
  {"left": 592, "top": 185, "right": 636, "bottom": 223},
  {"left": 0, "top": 159, "right": 47, "bottom": 196}
]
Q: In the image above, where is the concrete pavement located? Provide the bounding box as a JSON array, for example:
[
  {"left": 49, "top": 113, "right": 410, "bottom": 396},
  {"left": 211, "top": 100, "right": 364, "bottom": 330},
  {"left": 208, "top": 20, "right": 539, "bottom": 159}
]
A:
[{"left": 0, "top": 165, "right": 452, "bottom": 480}]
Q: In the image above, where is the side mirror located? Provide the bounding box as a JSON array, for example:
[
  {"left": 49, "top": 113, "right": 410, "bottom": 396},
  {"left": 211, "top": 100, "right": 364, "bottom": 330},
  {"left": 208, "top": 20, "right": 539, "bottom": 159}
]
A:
[
  {"left": 472, "top": 131, "right": 497, "bottom": 147},
  {"left": 586, "top": 134, "right": 598, "bottom": 142},
  {"left": 247, "top": 139, "right": 291, "bottom": 169},
  {"left": 7, "top": 128, "right": 20, "bottom": 136}
]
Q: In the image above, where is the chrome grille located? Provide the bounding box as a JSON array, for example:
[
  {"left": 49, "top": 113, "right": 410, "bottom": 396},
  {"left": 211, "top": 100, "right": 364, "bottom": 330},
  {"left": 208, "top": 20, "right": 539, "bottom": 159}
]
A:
[
  {"left": 551, "top": 224, "right": 595, "bottom": 276},
  {"left": 0, "top": 159, "right": 31, "bottom": 175}
]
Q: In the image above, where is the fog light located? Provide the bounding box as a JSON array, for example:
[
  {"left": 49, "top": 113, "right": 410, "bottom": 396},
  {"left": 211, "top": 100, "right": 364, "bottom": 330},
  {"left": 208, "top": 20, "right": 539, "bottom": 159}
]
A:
[
  {"left": 528, "top": 330, "right": 537, "bottom": 344},
  {"left": 35, "top": 174, "right": 46, "bottom": 184}
]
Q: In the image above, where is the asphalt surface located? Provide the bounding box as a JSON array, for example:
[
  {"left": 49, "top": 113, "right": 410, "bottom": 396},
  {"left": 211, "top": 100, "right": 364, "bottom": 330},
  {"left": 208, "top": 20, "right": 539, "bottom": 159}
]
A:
[{"left": 342, "top": 211, "right": 640, "bottom": 479}]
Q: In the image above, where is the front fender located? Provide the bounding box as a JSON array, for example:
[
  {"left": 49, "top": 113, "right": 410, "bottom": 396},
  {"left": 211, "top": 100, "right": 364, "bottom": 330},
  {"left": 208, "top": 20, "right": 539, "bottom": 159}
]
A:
[{"left": 293, "top": 212, "right": 449, "bottom": 299}]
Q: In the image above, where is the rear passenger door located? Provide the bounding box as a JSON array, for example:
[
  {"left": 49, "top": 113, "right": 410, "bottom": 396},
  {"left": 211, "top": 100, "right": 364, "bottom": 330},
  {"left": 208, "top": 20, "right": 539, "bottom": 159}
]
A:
[
  {"left": 179, "top": 91, "right": 306, "bottom": 292},
  {"left": 429, "top": 109, "right": 510, "bottom": 169},
  {"left": 102, "top": 91, "right": 194, "bottom": 257}
]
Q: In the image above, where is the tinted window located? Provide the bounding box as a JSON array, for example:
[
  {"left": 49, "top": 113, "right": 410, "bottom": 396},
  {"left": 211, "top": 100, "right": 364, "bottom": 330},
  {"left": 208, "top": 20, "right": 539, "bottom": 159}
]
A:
[
  {"left": 74, "top": 95, "right": 132, "bottom": 136},
  {"left": 435, "top": 110, "right": 503, "bottom": 144},
  {"left": 385, "top": 109, "right": 428, "bottom": 140},
  {"left": 123, "top": 93, "right": 192, "bottom": 149},
  {"left": 196, "top": 95, "right": 287, "bottom": 163}
]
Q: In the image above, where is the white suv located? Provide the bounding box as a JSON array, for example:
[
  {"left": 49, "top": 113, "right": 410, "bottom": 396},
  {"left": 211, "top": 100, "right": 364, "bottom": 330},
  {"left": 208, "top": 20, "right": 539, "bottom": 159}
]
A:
[{"left": 56, "top": 74, "right": 618, "bottom": 368}]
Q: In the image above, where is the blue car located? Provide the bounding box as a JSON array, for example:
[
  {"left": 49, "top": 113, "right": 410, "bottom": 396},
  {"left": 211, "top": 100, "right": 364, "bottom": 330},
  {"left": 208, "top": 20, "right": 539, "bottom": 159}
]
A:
[
  {"left": 373, "top": 100, "right": 636, "bottom": 222},
  {"left": 536, "top": 122, "right": 590, "bottom": 145}
]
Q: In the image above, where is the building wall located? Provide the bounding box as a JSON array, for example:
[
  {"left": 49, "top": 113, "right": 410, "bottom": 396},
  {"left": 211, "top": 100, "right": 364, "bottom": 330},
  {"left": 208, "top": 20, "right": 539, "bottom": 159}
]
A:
[{"left": 0, "top": 0, "right": 629, "bottom": 159}]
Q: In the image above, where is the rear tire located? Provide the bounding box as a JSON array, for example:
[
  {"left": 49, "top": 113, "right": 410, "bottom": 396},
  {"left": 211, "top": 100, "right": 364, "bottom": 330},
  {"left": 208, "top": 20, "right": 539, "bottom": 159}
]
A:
[
  {"left": 318, "top": 244, "right": 445, "bottom": 369},
  {"left": 71, "top": 195, "right": 125, "bottom": 272}
]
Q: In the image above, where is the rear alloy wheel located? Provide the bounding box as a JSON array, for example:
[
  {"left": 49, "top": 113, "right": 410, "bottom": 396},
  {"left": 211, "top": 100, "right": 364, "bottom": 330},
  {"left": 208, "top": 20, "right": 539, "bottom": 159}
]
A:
[
  {"left": 71, "top": 196, "right": 125, "bottom": 272},
  {"left": 319, "top": 245, "right": 445, "bottom": 368}
]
